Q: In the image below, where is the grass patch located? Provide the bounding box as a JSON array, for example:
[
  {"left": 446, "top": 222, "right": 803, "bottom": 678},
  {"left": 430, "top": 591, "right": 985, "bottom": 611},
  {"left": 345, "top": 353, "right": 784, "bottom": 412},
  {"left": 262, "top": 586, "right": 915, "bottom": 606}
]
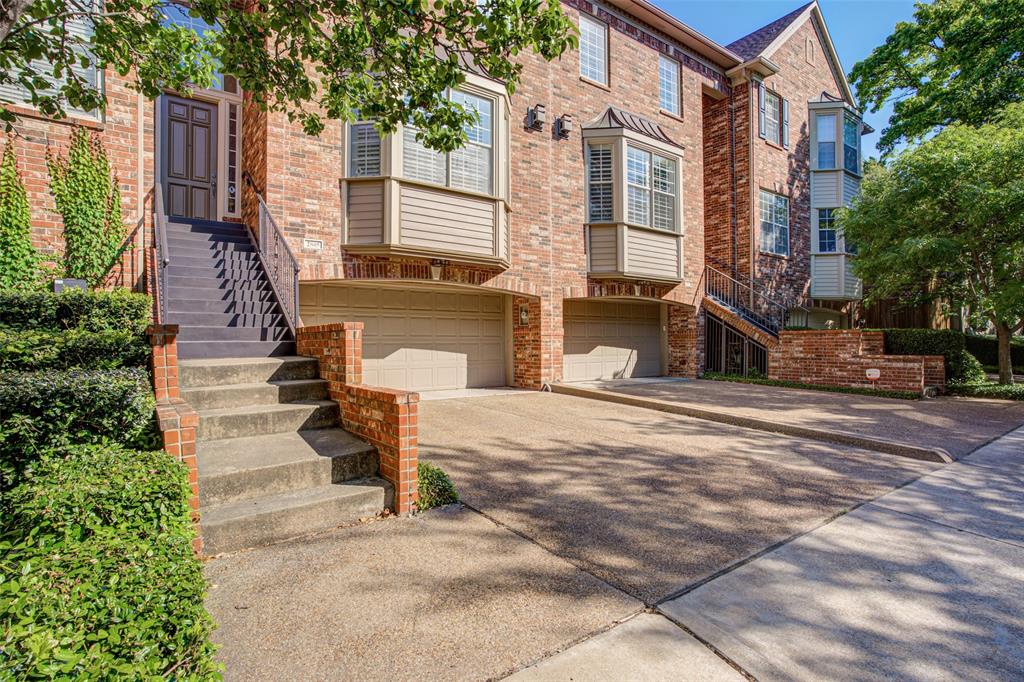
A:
[
  {"left": 701, "top": 371, "right": 922, "bottom": 400},
  {"left": 417, "top": 461, "right": 459, "bottom": 510}
]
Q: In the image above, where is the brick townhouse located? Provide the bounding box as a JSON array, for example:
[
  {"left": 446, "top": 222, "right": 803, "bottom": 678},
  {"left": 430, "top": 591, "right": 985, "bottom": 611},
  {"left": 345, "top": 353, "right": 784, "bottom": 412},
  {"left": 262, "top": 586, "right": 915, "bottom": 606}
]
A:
[{"left": 10, "top": 0, "right": 868, "bottom": 391}]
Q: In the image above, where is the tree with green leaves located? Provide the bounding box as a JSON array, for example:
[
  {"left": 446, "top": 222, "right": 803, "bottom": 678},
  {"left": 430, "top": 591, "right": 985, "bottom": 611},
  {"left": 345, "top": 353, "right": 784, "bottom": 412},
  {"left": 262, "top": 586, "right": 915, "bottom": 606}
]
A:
[
  {"left": 850, "top": 0, "right": 1024, "bottom": 155},
  {"left": 0, "top": 0, "right": 576, "bottom": 150},
  {"left": 47, "top": 127, "right": 124, "bottom": 286},
  {"left": 838, "top": 104, "right": 1024, "bottom": 385},
  {"left": 0, "top": 136, "right": 38, "bottom": 290}
]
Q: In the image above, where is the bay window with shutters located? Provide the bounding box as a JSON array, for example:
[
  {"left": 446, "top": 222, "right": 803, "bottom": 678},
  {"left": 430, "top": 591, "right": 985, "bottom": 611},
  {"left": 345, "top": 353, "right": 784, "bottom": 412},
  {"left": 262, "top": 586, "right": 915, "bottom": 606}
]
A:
[
  {"left": 340, "top": 74, "right": 511, "bottom": 268},
  {"left": 582, "top": 107, "right": 684, "bottom": 283}
]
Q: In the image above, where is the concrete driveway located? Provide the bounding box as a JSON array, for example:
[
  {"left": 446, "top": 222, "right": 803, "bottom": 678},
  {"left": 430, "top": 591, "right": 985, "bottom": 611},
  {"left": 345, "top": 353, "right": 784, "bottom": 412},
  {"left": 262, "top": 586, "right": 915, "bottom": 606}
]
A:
[
  {"left": 585, "top": 379, "right": 1024, "bottom": 460},
  {"left": 419, "top": 392, "right": 937, "bottom": 604}
]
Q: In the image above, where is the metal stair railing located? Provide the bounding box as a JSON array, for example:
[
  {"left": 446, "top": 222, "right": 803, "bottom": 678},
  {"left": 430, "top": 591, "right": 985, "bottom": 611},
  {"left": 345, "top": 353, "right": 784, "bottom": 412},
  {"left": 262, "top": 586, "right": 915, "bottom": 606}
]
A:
[
  {"left": 153, "top": 183, "right": 170, "bottom": 324},
  {"left": 242, "top": 171, "right": 300, "bottom": 337},
  {"left": 703, "top": 264, "right": 793, "bottom": 336}
]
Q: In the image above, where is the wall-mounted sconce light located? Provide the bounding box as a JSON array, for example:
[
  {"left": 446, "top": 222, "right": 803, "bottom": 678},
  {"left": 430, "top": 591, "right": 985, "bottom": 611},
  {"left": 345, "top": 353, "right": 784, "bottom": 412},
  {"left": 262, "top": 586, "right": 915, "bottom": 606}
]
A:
[
  {"left": 555, "top": 114, "right": 574, "bottom": 139},
  {"left": 528, "top": 104, "right": 546, "bottom": 130},
  {"left": 430, "top": 259, "right": 447, "bottom": 280}
]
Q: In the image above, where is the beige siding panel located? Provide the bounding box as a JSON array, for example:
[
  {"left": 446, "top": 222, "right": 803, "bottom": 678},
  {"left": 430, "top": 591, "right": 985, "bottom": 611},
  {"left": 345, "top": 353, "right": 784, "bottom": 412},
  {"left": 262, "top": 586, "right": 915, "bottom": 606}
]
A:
[
  {"left": 626, "top": 228, "right": 679, "bottom": 278},
  {"left": 811, "top": 254, "right": 842, "bottom": 298},
  {"left": 563, "top": 300, "right": 662, "bottom": 382},
  {"left": 844, "top": 257, "right": 862, "bottom": 299},
  {"left": 842, "top": 173, "right": 860, "bottom": 207},
  {"left": 347, "top": 182, "right": 384, "bottom": 244},
  {"left": 589, "top": 225, "right": 618, "bottom": 272},
  {"left": 811, "top": 171, "right": 841, "bottom": 208},
  {"left": 299, "top": 283, "right": 505, "bottom": 391},
  {"left": 400, "top": 184, "right": 495, "bottom": 256}
]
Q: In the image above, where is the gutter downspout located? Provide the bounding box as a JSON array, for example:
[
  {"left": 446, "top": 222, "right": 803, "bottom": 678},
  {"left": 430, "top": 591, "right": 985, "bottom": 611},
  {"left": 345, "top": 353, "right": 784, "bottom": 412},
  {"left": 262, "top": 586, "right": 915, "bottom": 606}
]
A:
[{"left": 748, "top": 80, "right": 756, "bottom": 301}]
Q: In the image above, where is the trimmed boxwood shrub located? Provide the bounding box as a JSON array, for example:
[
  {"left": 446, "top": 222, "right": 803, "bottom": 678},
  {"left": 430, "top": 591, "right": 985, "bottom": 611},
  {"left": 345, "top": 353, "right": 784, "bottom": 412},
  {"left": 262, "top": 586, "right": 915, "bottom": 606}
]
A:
[
  {"left": 417, "top": 461, "right": 459, "bottom": 510},
  {"left": 964, "top": 334, "right": 1024, "bottom": 369},
  {"left": 0, "top": 368, "right": 156, "bottom": 488},
  {"left": 0, "top": 328, "right": 150, "bottom": 371},
  {"left": 946, "top": 382, "right": 1024, "bottom": 401},
  {"left": 883, "top": 328, "right": 986, "bottom": 385},
  {"left": 3, "top": 444, "right": 193, "bottom": 541},
  {"left": 701, "top": 371, "right": 921, "bottom": 400},
  {"left": 0, "top": 288, "right": 151, "bottom": 334}
]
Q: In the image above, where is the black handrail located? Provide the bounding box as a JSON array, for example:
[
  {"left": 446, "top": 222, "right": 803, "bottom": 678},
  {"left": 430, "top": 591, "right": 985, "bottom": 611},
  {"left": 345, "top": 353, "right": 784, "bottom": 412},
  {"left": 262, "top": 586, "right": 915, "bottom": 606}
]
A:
[{"left": 153, "top": 183, "right": 170, "bottom": 323}]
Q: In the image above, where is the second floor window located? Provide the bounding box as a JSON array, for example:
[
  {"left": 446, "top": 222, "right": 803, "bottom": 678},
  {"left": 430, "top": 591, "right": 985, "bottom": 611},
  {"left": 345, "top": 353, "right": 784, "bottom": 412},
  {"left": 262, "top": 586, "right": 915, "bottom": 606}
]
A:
[
  {"left": 579, "top": 15, "right": 608, "bottom": 85},
  {"left": 759, "top": 190, "right": 789, "bottom": 256},
  {"left": 764, "top": 91, "right": 781, "bottom": 144},
  {"left": 758, "top": 84, "right": 789, "bottom": 148},
  {"left": 626, "top": 145, "right": 677, "bottom": 231},
  {"left": 816, "top": 113, "right": 836, "bottom": 169},
  {"left": 587, "top": 144, "right": 613, "bottom": 222},
  {"left": 402, "top": 90, "right": 493, "bottom": 194},
  {"left": 844, "top": 114, "right": 860, "bottom": 174},
  {"left": 349, "top": 123, "right": 381, "bottom": 177},
  {"left": 658, "top": 55, "right": 680, "bottom": 116},
  {"left": 817, "top": 208, "right": 837, "bottom": 252}
]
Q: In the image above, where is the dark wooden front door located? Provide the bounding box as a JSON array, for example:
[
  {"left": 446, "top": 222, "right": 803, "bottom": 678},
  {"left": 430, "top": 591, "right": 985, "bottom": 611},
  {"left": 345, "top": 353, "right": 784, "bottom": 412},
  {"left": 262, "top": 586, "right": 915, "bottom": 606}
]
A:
[{"left": 161, "top": 95, "right": 217, "bottom": 219}]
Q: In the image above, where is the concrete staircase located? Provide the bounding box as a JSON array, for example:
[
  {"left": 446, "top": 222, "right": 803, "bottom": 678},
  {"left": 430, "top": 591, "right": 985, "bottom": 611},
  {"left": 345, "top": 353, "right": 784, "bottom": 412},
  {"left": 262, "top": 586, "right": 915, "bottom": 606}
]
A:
[
  {"left": 165, "top": 217, "right": 295, "bottom": 359},
  {"left": 182, "top": 355, "right": 393, "bottom": 555}
]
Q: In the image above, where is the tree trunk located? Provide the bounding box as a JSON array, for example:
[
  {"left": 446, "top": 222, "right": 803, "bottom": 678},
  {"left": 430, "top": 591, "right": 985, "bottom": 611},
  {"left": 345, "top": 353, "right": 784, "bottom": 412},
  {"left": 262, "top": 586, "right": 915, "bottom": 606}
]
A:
[
  {"left": 996, "top": 321, "right": 1014, "bottom": 385},
  {"left": 0, "top": 0, "right": 36, "bottom": 45}
]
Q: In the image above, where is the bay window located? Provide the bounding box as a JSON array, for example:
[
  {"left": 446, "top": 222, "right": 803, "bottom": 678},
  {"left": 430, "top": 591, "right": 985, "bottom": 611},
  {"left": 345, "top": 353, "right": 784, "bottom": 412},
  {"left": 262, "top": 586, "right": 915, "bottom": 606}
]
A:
[
  {"left": 844, "top": 114, "right": 860, "bottom": 174},
  {"left": 817, "top": 208, "right": 837, "bottom": 252},
  {"left": 626, "top": 145, "right": 677, "bottom": 231},
  {"left": 402, "top": 89, "right": 494, "bottom": 194},
  {"left": 349, "top": 123, "right": 381, "bottom": 177},
  {"left": 816, "top": 113, "right": 836, "bottom": 169},
  {"left": 759, "top": 190, "right": 789, "bottom": 256},
  {"left": 587, "top": 144, "right": 614, "bottom": 222}
]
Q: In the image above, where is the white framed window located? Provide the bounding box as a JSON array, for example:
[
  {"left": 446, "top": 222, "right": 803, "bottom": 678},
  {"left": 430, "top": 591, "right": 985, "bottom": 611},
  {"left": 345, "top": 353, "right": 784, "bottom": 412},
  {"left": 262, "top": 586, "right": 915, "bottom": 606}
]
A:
[
  {"left": 844, "top": 114, "right": 860, "bottom": 174},
  {"left": 816, "top": 113, "right": 836, "bottom": 169},
  {"left": 817, "top": 208, "right": 837, "bottom": 252},
  {"left": 349, "top": 123, "right": 381, "bottom": 177},
  {"left": 579, "top": 15, "right": 608, "bottom": 85},
  {"left": 759, "top": 190, "right": 789, "bottom": 256},
  {"left": 402, "top": 89, "right": 494, "bottom": 194},
  {"left": 162, "top": 4, "right": 238, "bottom": 94},
  {"left": 764, "top": 91, "right": 781, "bottom": 145},
  {"left": 626, "top": 144, "right": 678, "bottom": 231},
  {"left": 658, "top": 55, "right": 680, "bottom": 116},
  {"left": 586, "top": 144, "right": 613, "bottom": 222}
]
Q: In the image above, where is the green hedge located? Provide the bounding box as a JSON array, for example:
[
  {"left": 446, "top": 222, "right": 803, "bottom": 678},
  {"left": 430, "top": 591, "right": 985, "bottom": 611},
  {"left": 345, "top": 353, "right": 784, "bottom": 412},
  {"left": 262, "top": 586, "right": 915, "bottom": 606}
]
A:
[
  {"left": 882, "top": 329, "right": 986, "bottom": 385},
  {"left": 701, "top": 371, "right": 922, "bottom": 400},
  {"left": 964, "top": 334, "right": 1024, "bottom": 368},
  {"left": 0, "top": 444, "right": 220, "bottom": 679},
  {"left": 0, "top": 328, "right": 150, "bottom": 371},
  {"left": 0, "top": 368, "right": 156, "bottom": 488},
  {"left": 0, "top": 288, "right": 151, "bottom": 334},
  {"left": 946, "top": 382, "right": 1024, "bottom": 401}
]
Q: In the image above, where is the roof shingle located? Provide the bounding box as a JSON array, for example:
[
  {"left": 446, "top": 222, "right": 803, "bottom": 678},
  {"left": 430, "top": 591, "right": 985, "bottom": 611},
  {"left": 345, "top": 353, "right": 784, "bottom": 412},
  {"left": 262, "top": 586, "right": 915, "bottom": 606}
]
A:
[{"left": 726, "top": 1, "right": 815, "bottom": 61}]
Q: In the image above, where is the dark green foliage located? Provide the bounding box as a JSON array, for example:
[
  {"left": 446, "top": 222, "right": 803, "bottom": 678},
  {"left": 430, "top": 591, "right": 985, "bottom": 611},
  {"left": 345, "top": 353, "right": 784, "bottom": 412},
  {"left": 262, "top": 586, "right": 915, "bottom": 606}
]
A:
[
  {"left": 0, "top": 138, "right": 39, "bottom": 290},
  {"left": 46, "top": 128, "right": 125, "bottom": 286},
  {"left": 883, "top": 329, "right": 986, "bottom": 384},
  {"left": 417, "top": 461, "right": 459, "bottom": 510},
  {"left": 3, "top": 444, "right": 193, "bottom": 541},
  {"left": 0, "top": 288, "right": 151, "bottom": 334},
  {"left": 0, "top": 368, "right": 157, "bottom": 488},
  {"left": 964, "top": 334, "right": 1024, "bottom": 368},
  {"left": 946, "top": 382, "right": 1024, "bottom": 400},
  {"left": 0, "top": 445, "right": 220, "bottom": 679},
  {"left": 0, "top": 328, "right": 150, "bottom": 371},
  {"left": 701, "top": 372, "right": 921, "bottom": 400}
]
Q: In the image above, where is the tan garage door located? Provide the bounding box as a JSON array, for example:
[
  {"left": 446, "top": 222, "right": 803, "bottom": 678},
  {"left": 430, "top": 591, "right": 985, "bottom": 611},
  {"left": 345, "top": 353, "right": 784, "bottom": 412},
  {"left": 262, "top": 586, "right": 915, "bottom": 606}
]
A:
[
  {"left": 563, "top": 300, "right": 662, "bottom": 382},
  {"left": 300, "top": 284, "right": 506, "bottom": 391}
]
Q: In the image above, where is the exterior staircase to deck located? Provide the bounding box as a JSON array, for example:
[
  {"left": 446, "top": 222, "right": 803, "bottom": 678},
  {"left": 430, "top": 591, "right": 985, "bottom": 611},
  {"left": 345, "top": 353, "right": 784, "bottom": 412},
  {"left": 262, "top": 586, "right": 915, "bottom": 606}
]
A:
[
  {"left": 164, "top": 217, "right": 295, "bottom": 359},
  {"left": 703, "top": 264, "right": 798, "bottom": 338},
  {"left": 181, "top": 355, "right": 393, "bottom": 555}
]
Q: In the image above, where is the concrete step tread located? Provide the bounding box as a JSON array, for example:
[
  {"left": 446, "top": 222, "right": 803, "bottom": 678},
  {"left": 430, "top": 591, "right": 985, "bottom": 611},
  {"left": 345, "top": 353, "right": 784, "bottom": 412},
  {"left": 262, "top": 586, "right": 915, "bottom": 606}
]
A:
[
  {"left": 176, "top": 340, "right": 296, "bottom": 360},
  {"left": 201, "top": 479, "right": 390, "bottom": 527},
  {"left": 196, "top": 399, "right": 336, "bottom": 420},
  {"left": 197, "top": 429, "right": 375, "bottom": 479},
  {"left": 179, "top": 354, "right": 314, "bottom": 381},
  {"left": 181, "top": 355, "right": 315, "bottom": 368},
  {"left": 185, "top": 378, "right": 326, "bottom": 394},
  {"left": 182, "top": 378, "right": 327, "bottom": 409}
]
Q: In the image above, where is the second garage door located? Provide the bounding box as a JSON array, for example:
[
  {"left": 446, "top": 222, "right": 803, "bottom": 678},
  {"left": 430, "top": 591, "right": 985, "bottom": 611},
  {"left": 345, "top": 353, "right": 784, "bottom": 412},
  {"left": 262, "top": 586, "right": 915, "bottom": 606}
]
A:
[
  {"left": 300, "top": 284, "right": 506, "bottom": 392},
  {"left": 562, "top": 300, "right": 663, "bottom": 382}
]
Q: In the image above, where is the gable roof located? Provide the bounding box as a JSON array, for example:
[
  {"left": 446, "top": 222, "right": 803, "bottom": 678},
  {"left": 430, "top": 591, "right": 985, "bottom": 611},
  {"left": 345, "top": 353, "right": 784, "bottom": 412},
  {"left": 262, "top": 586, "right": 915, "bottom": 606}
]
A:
[
  {"left": 725, "top": 1, "right": 856, "bottom": 106},
  {"left": 726, "top": 1, "right": 814, "bottom": 61},
  {"left": 584, "top": 106, "right": 684, "bottom": 149}
]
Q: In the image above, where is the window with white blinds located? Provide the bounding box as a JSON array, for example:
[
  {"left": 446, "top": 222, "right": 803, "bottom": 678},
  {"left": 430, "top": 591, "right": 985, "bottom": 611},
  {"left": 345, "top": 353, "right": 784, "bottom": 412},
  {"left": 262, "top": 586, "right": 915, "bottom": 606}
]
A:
[
  {"left": 759, "top": 190, "right": 790, "bottom": 256},
  {"left": 626, "top": 144, "right": 678, "bottom": 231},
  {"left": 579, "top": 15, "right": 608, "bottom": 85},
  {"left": 0, "top": 13, "right": 101, "bottom": 116},
  {"left": 586, "top": 144, "right": 613, "bottom": 222},
  {"left": 402, "top": 89, "right": 494, "bottom": 194},
  {"left": 349, "top": 123, "right": 381, "bottom": 176},
  {"left": 658, "top": 55, "right": 680, "bottom": 116}
]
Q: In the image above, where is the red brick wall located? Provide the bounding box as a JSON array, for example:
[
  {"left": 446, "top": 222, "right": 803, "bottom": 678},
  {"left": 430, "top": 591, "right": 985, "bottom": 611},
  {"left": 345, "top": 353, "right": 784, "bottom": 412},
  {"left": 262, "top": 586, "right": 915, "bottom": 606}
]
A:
[
  {"left": 667, "top": 305, "right": 698, "bottom": 377},
  {"left": 768, "top": 329, "right": 945, "bottom": 394}
]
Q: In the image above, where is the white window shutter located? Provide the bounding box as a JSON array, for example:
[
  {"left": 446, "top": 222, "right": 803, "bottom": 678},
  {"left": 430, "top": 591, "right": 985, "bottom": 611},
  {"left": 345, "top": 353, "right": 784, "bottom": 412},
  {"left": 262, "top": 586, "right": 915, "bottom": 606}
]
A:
[
  {"left": 757, "top": 82, "right": 766, "bottom": 139},
  {"left": 782, "top": 98, "right": 790, "bottom": 149}
]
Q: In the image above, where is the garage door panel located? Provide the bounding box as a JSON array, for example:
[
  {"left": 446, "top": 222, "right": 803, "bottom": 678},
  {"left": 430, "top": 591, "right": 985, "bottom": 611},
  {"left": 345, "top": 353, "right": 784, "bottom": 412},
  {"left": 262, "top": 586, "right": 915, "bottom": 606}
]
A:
[
  {"left": 563, "top": 300, "right": 662, "bottom": 382},
  {"left": 301, "top": 284, "right": 507, "bottom": 392}
]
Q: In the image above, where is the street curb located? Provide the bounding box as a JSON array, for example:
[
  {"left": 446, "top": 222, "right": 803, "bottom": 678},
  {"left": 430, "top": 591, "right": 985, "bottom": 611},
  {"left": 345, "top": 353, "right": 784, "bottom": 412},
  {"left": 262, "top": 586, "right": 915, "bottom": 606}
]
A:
[{"left": 549, "top": 383, "right": 953, "bottom": 463}]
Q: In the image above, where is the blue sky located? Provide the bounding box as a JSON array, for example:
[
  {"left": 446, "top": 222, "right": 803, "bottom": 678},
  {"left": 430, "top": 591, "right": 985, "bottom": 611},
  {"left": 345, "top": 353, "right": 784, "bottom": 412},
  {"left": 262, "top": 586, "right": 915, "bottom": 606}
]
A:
[{"left": 652, "top": 0, "right": 919, "bottom": 157}]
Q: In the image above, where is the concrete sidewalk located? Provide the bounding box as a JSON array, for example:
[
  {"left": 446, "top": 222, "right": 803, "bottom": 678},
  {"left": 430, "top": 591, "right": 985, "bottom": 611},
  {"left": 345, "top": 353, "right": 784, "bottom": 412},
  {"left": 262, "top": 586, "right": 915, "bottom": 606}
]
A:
[{"left": 512, "top": 427, "right": 1024, "bottom": 681}]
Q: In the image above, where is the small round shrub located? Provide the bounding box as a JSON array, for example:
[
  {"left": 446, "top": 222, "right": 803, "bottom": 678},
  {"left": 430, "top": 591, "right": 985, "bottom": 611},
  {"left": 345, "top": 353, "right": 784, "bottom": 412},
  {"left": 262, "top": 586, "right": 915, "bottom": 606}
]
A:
[
  {"left": 417, "top": 461, "right": 459, "bottom": 510},
  {"left": 947, "top": 348, "right": 986, "bottom": 385}
]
